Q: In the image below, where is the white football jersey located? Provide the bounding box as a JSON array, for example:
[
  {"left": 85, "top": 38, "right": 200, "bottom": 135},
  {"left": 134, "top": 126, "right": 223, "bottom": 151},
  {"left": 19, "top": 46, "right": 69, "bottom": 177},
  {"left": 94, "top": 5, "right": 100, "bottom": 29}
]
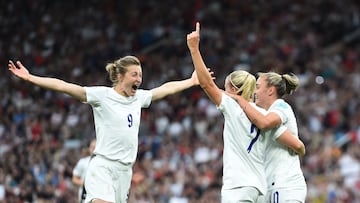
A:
[
  {"left": 264, "top": 99, "right": 306, "bottom": 190},
  {"left": 84, "top": 87, "right": 152, "bottom": 164},
  {"left": 218, "top": 93, "right": 286, "bottom": 195}
]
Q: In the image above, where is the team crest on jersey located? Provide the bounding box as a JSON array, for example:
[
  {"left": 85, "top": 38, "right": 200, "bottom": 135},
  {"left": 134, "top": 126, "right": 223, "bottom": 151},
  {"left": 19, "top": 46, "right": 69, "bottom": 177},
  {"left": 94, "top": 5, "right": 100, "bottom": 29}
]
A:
[{"left": 277, "top": 102, "right": 288, "bottom": 109}]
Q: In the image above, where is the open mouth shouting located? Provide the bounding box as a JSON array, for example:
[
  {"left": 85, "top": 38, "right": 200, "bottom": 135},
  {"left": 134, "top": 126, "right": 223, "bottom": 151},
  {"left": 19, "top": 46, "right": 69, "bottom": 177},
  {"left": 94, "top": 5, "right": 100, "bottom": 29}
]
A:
[
  {"left": 132, "top": 84, "right": 139, "bottom": 91},
  {"left": 130, "top": 84, "right": 141, "bottom": 95}
]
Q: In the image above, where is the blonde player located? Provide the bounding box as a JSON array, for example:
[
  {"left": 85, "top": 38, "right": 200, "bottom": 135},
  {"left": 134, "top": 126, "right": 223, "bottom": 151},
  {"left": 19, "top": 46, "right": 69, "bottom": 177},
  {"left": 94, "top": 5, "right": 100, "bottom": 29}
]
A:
[
  {"left": 232, "top": 71, "right": 307, "bottom": 203},
  {"left": 187, "top": 22, "right": 305, "bottom": 203}
]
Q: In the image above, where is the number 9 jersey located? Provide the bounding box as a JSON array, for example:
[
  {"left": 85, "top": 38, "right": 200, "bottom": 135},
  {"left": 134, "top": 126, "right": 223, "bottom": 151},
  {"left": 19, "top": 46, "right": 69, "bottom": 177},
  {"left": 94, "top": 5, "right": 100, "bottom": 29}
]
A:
[{"left": 84, "top": 86, "right": 152, "bottom": 164}]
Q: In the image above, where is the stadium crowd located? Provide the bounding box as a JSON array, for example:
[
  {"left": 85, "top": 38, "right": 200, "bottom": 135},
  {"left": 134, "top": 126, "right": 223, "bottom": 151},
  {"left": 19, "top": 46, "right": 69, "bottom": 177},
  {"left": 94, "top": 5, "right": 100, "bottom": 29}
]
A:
[{"left": 1, "top": 0, "right": 360, "bottom": 202}]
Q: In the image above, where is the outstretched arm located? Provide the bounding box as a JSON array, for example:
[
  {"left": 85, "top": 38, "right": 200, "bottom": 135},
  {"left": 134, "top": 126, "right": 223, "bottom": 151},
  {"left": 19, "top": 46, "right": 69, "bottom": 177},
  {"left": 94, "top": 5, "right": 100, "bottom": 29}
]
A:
[
  {"left": 229, "top": 93, "right": 281, "bottom": 129},
  {"left": 187, "top": 22, "right": 222, "bottom": 106},
  {"left": 151, "top": 70, "right": 199, "bottom": 101},
  {"left": 8, "top": 60, "right": 86, "bottom": 102}
]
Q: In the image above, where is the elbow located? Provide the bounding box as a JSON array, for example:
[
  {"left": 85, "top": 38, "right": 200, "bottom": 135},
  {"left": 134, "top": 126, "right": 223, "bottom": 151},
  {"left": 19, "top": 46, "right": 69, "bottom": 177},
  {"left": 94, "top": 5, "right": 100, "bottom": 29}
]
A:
[
  {"left": 254, "top": 120, "right": 272, "bottom": 130},
  {"left": 295, "top": 142, "right": 306, "bottom": 156},
  {"left": 256, "top": 123, "right": 268, "bottom": 130}
]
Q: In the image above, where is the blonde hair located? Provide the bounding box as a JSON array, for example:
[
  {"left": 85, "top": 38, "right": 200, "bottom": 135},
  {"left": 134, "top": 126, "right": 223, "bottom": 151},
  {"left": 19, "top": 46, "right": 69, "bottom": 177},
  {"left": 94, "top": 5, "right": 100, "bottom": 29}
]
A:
[
  {"left": 258, "top": 71, "right": 299, "bottom": 97},
  {"left": 228, "top": 70, "right": 256, "bottom": 101},
  {"left": 105, "top": 55, "right": 141, "bottom": 86}
]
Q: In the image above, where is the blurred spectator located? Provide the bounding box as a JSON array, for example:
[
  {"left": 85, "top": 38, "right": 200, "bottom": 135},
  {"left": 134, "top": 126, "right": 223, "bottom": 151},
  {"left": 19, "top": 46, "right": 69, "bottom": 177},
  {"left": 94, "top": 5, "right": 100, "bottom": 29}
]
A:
[{"left": 72, "top": 139, "right": 96, "bottom": 203}]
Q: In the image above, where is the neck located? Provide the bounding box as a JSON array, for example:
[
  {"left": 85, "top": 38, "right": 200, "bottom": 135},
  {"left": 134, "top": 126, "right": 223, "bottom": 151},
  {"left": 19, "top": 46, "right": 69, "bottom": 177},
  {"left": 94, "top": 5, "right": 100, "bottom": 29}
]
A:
[
  {"left": 263, "top": 97, "right": 277, "bottom": 110},
  {"left": 114, "top": 85, "right": 128, "bottom": 97}
]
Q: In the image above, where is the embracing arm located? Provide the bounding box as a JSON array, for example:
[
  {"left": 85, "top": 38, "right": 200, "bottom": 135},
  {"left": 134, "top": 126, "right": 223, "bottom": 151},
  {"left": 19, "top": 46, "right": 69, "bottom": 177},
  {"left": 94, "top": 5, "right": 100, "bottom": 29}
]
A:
[
  {"left": 8, "top": 60, "right": 87, "bottom": 102},
  {"left": 232, "top": 94, "right": 281, "bottom": 129},
  {"left": 187, "top": 22, "right": 222, "bottom": 105},
  {"left": 277, "top": 130, "right": 305, "bottom": 156}
]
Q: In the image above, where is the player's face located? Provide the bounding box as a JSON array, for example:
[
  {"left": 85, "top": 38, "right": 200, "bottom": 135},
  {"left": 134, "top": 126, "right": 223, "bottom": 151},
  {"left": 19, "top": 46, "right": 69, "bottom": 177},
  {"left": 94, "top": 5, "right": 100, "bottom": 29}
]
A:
[
  {"left": 119, "top": 65, "right": 142, "bottom": 97},
  {"left": 254, "top": 76, "right": 269, "bottom": 108}
]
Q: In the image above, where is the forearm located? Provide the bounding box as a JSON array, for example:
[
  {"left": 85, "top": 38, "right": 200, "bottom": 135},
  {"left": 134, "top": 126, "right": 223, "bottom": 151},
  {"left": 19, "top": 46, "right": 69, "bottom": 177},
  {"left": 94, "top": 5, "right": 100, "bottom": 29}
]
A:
[
  {"left": 72, "top": 176, "right": 83, "bottom": 187},
  {"left": 241, "top": 101, "right": 268, "bottom": 129},
  {"left": 237, "top": 100, "right": 278, "bottom": 129},
  {"left": 277, "top": 131, "right": 306, "bottom": 156},
  {"left": 28, "top": 75, "right": 86, "bottom": 102},
  {"left": 151, "top": 78, "right": 194, "bottom": 101},
  {"left": 28, "top": 74, "right": 69, "bottom": 92},
  {"left": 190, "top": 49, "right": 213, "bottom": 88},
  {"left": 162, "top": 79, "right": 194, "bottom": 94}
]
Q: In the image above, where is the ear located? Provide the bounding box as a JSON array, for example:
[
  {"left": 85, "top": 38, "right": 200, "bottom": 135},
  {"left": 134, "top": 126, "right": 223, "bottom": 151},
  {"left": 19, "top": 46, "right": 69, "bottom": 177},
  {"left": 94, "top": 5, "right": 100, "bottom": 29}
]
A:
[
  {"left": 268, "top": 86, "right": 275, "bottom": 96},
  {"left": 117, "top": 73, "right": 124, "bottom": 82},
  {"left": 231, "top": 86, "right": 237, "bottom": 92}
]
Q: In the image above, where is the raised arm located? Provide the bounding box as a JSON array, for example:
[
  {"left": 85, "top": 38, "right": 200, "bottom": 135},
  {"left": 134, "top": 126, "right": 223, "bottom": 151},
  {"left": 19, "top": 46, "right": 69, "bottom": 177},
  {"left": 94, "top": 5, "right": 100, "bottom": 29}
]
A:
[
  {"left": 230, "top": 94, "right": 281, "bottom": 129},
  {"left": 187, "top": 22, "right": 222, "bottom": 106},
  {"left": 8, "top": 60, "right": 87, "bottom": 102}
]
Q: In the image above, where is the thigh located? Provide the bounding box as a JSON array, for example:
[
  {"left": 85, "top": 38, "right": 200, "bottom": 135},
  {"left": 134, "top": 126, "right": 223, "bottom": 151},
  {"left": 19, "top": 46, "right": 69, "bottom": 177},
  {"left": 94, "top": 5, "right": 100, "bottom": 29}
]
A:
[
  {"left": 266, "top": 188, "right": 306, "bottom": 203},
  {"left": 114, "top": 168, "right": 132, "bottom": 203},
  {"left": 84, "top": 156, "right": 115, "bottom": 203},
  {"left": 222, "top": 187, "right": 261, "bottom": 203}
]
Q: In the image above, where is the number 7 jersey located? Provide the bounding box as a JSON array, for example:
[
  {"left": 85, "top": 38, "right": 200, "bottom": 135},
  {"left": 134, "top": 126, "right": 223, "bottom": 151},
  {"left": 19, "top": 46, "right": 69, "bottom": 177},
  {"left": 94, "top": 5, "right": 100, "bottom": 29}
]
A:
[{"left": 218, "top": 93, "right": 287, "bottom": 195}]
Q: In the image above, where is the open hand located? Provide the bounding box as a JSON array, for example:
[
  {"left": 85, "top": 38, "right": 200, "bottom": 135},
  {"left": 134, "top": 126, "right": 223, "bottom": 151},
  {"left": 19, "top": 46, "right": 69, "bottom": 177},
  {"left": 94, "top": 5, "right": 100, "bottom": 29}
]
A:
[
  {"left": 191, "top": 68, "right": 216, "bottom": 85},
  {"left": 8, "top": 60, "right": 30, "bottom": 81}
]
